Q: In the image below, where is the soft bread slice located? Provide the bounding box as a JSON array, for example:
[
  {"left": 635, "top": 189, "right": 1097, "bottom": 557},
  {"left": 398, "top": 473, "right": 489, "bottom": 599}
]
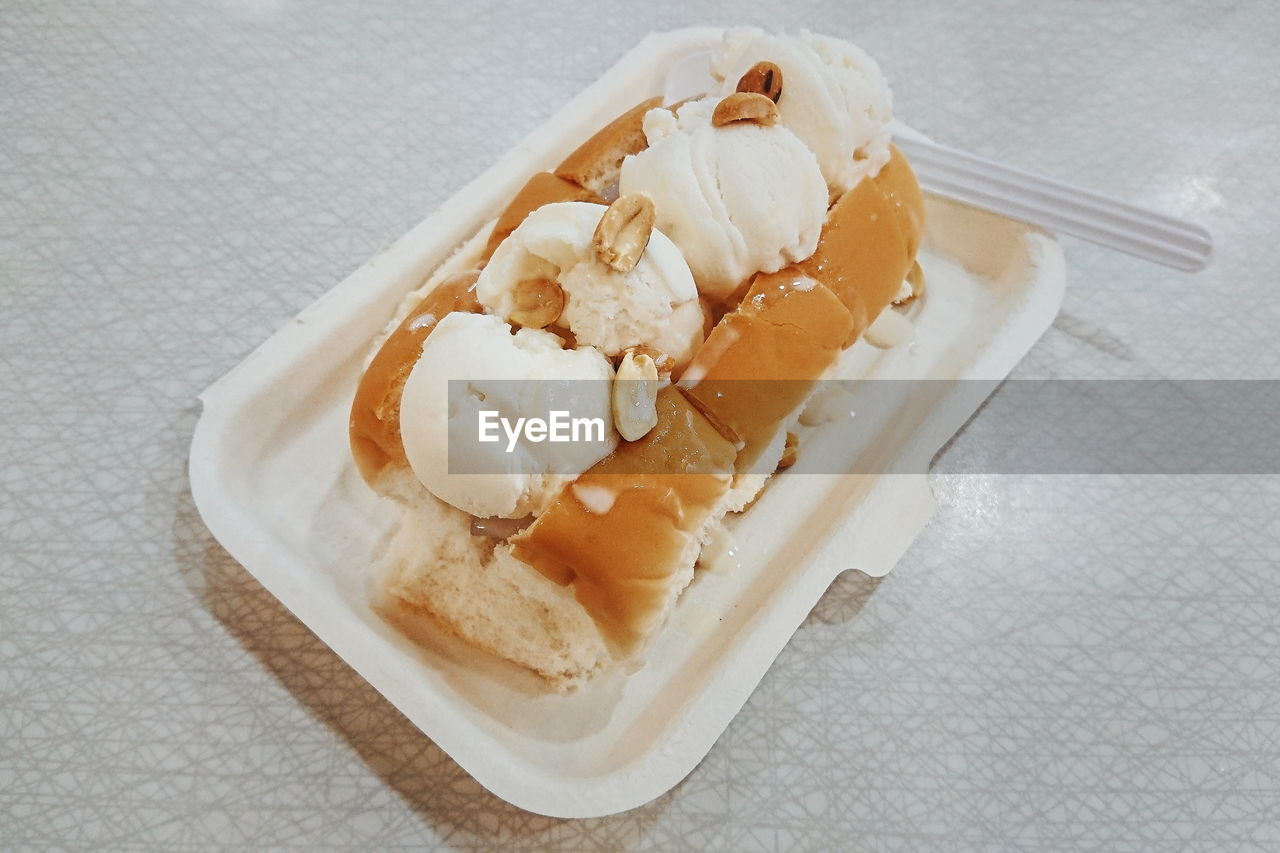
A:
[
  {"left": 680, "top": 272, "right": 855, "bottom": 473},
  {"left": 555, "top": 96, "right": 663, "bottom": 196},
  {"left": 511, "top": 387, "right": 737, "bottom": 655},
  {"left": 480, "top": 171, "right": 602, "bottom": 262},
  {"left": 374, "top": 468, "right": 609, "bottom": 688},
  {"left": 798, "top": 152, "right": 918, "bottom": 337},
  {"left": 350, "top": 273, "right": 482, "bottom": 483},
  {"left": 679, "top": 151, "right": 925, "bottom": 470},
  {"left": 872, "top": 145, "right": 926, "bottom": 258}
]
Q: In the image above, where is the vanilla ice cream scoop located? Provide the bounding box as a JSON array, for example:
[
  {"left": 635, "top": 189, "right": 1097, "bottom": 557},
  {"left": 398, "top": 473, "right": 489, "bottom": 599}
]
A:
[
  {"left": 618, "top": 98, "right": 827, "bottom": 300},
  {"left": 477, "top": 201, "right": 704, "bottom": 368},
  {"left": 710, "top": 27, "right": 893, "bottom": 198},
  {"left": 399, "top": 312, "right": 617, "bottom": 519}
]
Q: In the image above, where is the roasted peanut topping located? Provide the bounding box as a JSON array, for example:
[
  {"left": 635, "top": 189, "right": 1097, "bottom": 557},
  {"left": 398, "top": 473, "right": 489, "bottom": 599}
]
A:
[
  {"left": 509, "top": 277, "right": 565, "bottom": 329},
  {"left": 736, "top": 61, "right": 784, "bottom": 103},
  {"left": 617, "top": 345, "right": 674, "bottom": 380},
  {"left": 593, "top": 193, "right": 656, "bottom": 273},
  {"left": 711, "top": 92, "right": 780, "bottom": 128},
  {"left": 612, "top": 351, "right": 659, "bottom": 441}
]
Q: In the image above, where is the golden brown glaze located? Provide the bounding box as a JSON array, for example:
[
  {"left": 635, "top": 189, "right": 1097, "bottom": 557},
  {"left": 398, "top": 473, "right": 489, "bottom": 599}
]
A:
[
  {"left": 481, "top": 172, "right": 602, "bottom": 262},
  {"left": 348, "top": 272, "right": 482, "bottom": 484},
  {"left": 554, "top": 96, "right": 663, "bottom": 193},
  {"left": 872, "top": 145, "right": 926, "bottom": 259},
  {"left": 798, "top": 170, "right": 909, "bottom": 338},
  {"left": 511, "top": 387, "right": 736, "bottom": 654},
  {"left": 680, "top": 271, "right": 854, "bottom": 472}
]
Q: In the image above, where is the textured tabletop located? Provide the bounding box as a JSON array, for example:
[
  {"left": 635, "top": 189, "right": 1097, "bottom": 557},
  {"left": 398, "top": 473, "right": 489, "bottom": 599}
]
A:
[{"left": 3, "top": 1, "right": 1278, "bottom": 849}]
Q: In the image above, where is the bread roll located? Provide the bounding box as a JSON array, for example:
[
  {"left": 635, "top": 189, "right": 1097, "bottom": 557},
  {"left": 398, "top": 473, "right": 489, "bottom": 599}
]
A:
[
  {"left": 679, "top": 271, "right": 854, "bottom": 473},
  {"left": 350, "top": 85, "right": 926, "bottom": 685},
  {"left": 350, "top": 271, "right": 482, "bottom": 484},
  {"left": 510, "top": 387, "right": 737, "bottom": 655},
  {"left": 374, "top": 466, "right": 609, "bottom": 687},
  {"left": 679, "top": 145, "right": 924, "bottom": 470},
  {"left": 797, "top": 145, "right": 918, "bottom": 335},
  {"left": 555, "top": 96, "right": 663, "bottom": 196},
  {"left": 480, "top": 172, "right": 601, "bottom": 262}
]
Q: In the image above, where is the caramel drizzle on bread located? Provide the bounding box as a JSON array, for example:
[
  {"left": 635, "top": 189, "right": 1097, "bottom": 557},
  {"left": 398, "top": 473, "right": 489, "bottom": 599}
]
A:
[{"left": 350, "top": 90, "right": 925, "bottom": 658}]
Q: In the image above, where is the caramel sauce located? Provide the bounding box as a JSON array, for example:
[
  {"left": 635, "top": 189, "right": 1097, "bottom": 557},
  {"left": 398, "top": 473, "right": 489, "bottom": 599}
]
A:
[
  {"left": 469, "top": 515, "right": 533, "bottom": 539},
  {"left": 797, "top": 168, "right": 911, "bottom": 343},
  {"left": 680, "top": 270, "right": 853, "bottom": 472},
  {"left": 873, "top": 145, "right": 926, "bottom": 258},
  {"left": 481, "top": 171, "right": 602, "bottom": 262},
  {"left": 348, "top": 272, "right": 482, "bottom": 483},
  {"left": 511, "top": 387, "right": 736, "bottom": 654}
]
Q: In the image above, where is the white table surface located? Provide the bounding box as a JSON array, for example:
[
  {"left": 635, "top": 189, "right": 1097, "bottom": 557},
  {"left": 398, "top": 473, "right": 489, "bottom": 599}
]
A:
[{"left": 2, "top": 2, "right": 1277, "bottom": 849}]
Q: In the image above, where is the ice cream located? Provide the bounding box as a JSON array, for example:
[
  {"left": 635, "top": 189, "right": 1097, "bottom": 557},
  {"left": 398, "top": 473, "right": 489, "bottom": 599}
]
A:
[
  {"left": 709, "top": 27, "right": 893, "bottom": 198},
  {"left": 618, "top": 98, "right": 827, "bottom": 300},
  {"left": 476, "top": 201, "right": 704, "bottom": 367},
  {"left": 399, "top": 312, "right": 617, "bottom": 519}
]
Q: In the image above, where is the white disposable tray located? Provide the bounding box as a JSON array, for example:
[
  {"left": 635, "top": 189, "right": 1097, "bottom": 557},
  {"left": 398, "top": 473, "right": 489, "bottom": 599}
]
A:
[{"left": 189, "top": 28, "right": 1065, "bottom": 818}]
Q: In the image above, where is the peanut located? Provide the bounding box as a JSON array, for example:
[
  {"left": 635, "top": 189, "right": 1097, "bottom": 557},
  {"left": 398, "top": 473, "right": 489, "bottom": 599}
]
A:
[
  {"left": 593, "top": 193, "right": 656, "bottom": 273},
  {"left": 736, "top": 61, "right": 783, "bottom": 103},
  {"left": 509, "top": 277, "right": 565, "bottom": 329},
  {"left": 612, "top": 351, "right": 659, "bottom": 441},
  {"left": 711, "top": 92, "right": 780, "bottom": 128}
]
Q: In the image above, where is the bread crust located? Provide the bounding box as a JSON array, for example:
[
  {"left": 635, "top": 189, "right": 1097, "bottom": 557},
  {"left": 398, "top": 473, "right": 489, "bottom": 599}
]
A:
[
  {"left": 555, "top": 96, "right": 663, "bottom": 195},
  {"left": 349, "top": 272, "right": 482, "bottom": 483}
]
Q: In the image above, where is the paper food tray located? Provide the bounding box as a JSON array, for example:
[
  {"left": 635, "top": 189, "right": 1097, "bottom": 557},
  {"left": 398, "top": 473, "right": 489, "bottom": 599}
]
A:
[{"left": 189, "top": 27, "right": 1065, "bottom": 818}]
